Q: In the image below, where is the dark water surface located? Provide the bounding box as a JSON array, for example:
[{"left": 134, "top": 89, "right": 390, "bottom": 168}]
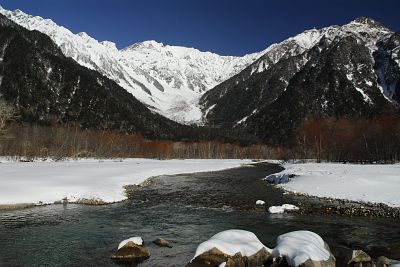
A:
[{"left": 0, "top": 163, "right": 399, "bottom": 266}]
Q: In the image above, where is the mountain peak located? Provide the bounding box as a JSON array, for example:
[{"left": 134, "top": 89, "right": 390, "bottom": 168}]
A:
[
  {"left": 123, "top": 40, "right": 165, "bottom": 51},
  {"left": 351, "top": 16, "right": 388, "bottom": 30}
]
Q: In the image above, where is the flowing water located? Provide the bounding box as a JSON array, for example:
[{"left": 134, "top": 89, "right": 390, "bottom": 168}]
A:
[{"left": 0, "top": 163, "right": 399, "bottom": 266}]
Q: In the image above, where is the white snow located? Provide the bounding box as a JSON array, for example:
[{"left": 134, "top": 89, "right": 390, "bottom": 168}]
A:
[
  {"left": 268, "top": 204, "right": 299, "bottom": 214},
  {"left": 270, "top": 162, "right": 400, "bottom": 207},
  {"left": 0, "top": 158, "right": 250, "bottom": 205},
  {"left": 117, "top": 237, "right": 143, "bottom": 249},
  {"left": 192, "top": 230, "right": 271, "bottom": 260},
  {"left": 272, "top": 231, "right": 331, "bottom": 266},
  {"left": 355, "top": 87, "right": 372, "bottom": 103},
  {"left": 0, "top": 6, "right": 265, "bottom": 124},
  {"left": 256, "top": 200, "right": 265, "bottom": 205}
]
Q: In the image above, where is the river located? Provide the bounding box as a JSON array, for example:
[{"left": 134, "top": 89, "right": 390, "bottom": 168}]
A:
[{"left": 0, "top": 163, "right": 399, "bottom": 266}]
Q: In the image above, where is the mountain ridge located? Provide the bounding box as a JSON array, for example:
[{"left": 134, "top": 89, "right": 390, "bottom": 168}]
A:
[
  {"left": 0, "top": 6, "right": 267, "bottom": 124},
  {"left": 200, "top": 16, "right": 399, "bottom": 143}
]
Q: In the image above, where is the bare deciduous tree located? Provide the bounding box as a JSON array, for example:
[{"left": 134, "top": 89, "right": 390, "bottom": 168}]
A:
[{"left": 0, "top": 100, "right": 16, "bottom": 137}]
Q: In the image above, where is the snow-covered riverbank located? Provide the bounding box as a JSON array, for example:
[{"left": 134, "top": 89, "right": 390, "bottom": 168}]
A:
[
  {"left": 0, "top": 158, "right": 251, "bottom": 205},
  {"left": 267, "top": 162, "right": 400, "bottom": 207}
]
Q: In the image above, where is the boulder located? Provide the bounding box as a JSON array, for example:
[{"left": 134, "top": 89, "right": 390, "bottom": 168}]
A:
[
  {"left": 247, "top": 247, "right": 271, "bottom": 266},
  {"left": 376, "top": 256, "right": 399, "bottom": 267},
  {"left": 153, "top": 238, "right": 173, "bottom": 248},
  {"left": 187, "top": 247, "right": 228, "bottom": 266},
  {"left": 347, "top": 250, "right": 376, "bottom": 267},
  {"left": 111, "top": 240, "right": 150, "bottom": 263},
  {"left": 271, "top": 231, "right": 335, "bottom": 267},
  {"left": 265, "top": 174, "right": 290, "bottom": 184},
  {"left": 187, "top": 247, "right": 271, "bottom": 267}
]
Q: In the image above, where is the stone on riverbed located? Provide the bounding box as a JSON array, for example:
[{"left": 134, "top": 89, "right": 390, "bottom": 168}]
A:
[
  {"left": 153, "top": 238, "right": 173, "bottom": 248},
  {"left": 347, "top": 250, "right": 373, "bottom": 266},
  {"left": 111, "top": 237, "right": 150, "bottom": 263},
  {"left": 186, "top": 247, "right": 270, "bottom": 267},
  {"left": 377, "top": 256, "right": 399, "bottom": 267},
  {"left": 265, "top": 174, "right": 294, "bottom": 184}
]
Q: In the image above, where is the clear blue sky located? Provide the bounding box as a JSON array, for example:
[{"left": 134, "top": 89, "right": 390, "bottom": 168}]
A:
[{"left": 1, "top": 0, "right": 399, "bottom": 56}]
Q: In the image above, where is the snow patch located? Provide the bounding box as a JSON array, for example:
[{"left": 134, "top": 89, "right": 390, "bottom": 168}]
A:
[
  {"left": 270, "top": 162, "right": 400, "bottom": 207},
  {"left": 118, "top": 237, "right": 143, "bottom": 249},
  {"left": 0, "top": 158, "right": 250, "bottom": 205},
  {"left": 268, "top": 204, "right": 299, "bottom": 214},
  {"left": 256, "top": 200, "right": 265, "bottom": 205}
]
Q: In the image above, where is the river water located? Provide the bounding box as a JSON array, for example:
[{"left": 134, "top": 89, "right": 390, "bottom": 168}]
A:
[{"left": 0, "top": 163, "right": 399, "bottom": 266}]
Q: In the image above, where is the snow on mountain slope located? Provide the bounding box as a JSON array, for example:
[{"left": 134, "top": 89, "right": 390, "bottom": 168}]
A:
[
  {"left": 0, "top": 6, "right": 265, "bottom": 124},
  {"left": 249, "top": 17, "right": 392, "bottom": 76}
]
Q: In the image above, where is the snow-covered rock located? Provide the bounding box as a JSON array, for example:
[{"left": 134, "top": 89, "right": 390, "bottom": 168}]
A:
[
  {"left": 189, "top": 230, "right": 335, "bottom": 267},
  {"left": 192, "top": 230, "right": 271, "bottom": 260},
  {"left": 112, "top": 236, "right": 150, "bottom": 263},
  {"left": 118, "top": 237, "right": 143, "bottom": 250},
  {"left": 256, "top": 200, "right": 266, "bottom": 205},
  {"left": 265, "top": 174, "right": 291, "bottom": 184},
  {"left": 271, "top": 230, "right": 334, "bottom": 267},
  {"left": 268, "top": 204, "right": 299, "bottom": 214},
  {"left": 189, "top": 230, "right": 271, "bottom": 267}
]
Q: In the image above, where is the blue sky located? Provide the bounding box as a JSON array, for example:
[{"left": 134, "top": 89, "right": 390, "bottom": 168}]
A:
[{"left": 1, "top": 0, "right": 399, "bottom": 56}]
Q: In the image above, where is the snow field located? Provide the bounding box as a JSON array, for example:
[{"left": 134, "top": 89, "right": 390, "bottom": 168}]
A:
[{"left": 0, "top": 158, "right": 250, "bottom": 205}]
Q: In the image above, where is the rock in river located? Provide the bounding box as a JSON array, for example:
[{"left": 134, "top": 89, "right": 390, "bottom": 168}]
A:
[
  {"left": 347, "top": 250, "right": 373, "bottom": 266},
  {"left": 111, "top": 237, "right": 150, "bottom": 263},
  {"left": 153, "top": 238, "right": 173, "bottom": 248}
]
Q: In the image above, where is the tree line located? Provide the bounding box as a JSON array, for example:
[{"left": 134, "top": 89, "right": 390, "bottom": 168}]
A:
[
  {"left": 292, "top": 115, "right": 400, "bottom": 163},
  {"left": 0, "top": 124, "right": 276, "bottom": 160},
  {"left": 1, "top": 100, "right": 400, "bottom": 162}
]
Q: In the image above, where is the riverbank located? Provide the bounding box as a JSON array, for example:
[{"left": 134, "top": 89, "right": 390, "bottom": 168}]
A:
[
  {"left": 0, "top": 158, "right": 251, "bottom": 208},
  {"left": 267, "top": 162, "right": 400, "bottom": 206}
]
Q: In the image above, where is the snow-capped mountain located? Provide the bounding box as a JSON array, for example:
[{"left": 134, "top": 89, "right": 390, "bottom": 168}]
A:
[
  {"left": 201, "top": 17, "right": 399, "bottom": 142},
  {"left": 0, "top": 13, "right": 201, "bottom": 140},
  {"left": 0, "top": 6, "right": 265, "bottom": 124}
]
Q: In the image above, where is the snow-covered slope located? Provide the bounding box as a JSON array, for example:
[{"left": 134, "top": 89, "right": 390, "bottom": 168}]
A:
[
  {"left": 248, "top": 17, "right": 392, "bottom": 77},
  {"left": 0, "top": 6, "right": 264, "bottom": 123}
]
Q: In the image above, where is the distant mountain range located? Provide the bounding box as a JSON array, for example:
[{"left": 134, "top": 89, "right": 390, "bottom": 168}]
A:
[
  {"left": 0, "top": 6, "right": 266, "bottom": 124},
  {"left": 0, "top": 6, "right": 399, "bottom": 143}
]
